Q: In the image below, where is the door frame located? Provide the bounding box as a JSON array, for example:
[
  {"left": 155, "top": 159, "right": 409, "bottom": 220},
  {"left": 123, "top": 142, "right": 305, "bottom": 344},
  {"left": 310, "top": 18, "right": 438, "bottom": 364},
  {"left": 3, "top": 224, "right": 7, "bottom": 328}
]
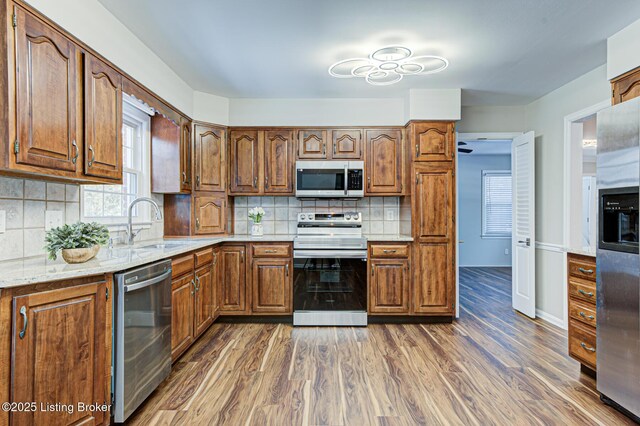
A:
[
  {"left": 455, "top": 132, "right": 521, "bottom": 318},
  {"left": 561, "top": 99, "right": 610, "bottom": 328}
]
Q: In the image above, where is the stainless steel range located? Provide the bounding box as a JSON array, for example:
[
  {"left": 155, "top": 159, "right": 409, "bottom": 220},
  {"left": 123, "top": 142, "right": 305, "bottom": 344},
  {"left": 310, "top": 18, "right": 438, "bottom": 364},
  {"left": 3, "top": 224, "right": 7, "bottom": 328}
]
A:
[{"left": 293, "top": 211, "right": 368, "bottom": 326}]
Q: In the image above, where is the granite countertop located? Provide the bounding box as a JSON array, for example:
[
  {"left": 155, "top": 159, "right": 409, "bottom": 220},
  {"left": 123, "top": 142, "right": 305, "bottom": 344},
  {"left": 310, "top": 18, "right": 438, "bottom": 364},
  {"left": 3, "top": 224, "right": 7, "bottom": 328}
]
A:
[
  {"left": 0, "top": 233, "right": 413, "bottom": 288},
  {"left": 566, "top": 247, "right": 597, "bottom": 257}
]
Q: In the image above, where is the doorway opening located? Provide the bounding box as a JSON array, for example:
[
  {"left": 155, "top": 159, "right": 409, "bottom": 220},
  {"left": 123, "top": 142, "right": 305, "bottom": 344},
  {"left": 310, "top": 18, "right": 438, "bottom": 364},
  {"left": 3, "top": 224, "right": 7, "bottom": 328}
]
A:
[{"left": 455, "top": 132, "right": 518, "bottom": 317}]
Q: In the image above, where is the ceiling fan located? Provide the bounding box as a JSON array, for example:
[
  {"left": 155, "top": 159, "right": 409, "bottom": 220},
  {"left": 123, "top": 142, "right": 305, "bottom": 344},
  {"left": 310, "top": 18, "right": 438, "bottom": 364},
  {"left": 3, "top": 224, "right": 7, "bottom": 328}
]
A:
[{"left": 458, "top": 141, "right": 473, "bottom": 154}]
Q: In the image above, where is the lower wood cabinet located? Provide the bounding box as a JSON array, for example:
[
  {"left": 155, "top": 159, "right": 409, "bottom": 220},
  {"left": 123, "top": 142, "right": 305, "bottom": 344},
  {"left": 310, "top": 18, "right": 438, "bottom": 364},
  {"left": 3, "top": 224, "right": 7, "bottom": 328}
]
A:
[
  {"left": 251, "top": 258, "right": 292, "bottom": 314},
  {"left": 220, "top": 243, "right": 293, "bottom": 316},
  {"left": 567, "top": 253, "right": 597, "bottom": 372},
  {"left": 368, "top": 243, "right": 411, "bottom": 314},
  {"left": 2, "top": 276, "right": 112, "bottom": 426},
  {"left": 171, "top": 247, "right": 219, "bottom": 362},
  {"left": 413, "top": 242, "right": 454, "bottom": 315}
]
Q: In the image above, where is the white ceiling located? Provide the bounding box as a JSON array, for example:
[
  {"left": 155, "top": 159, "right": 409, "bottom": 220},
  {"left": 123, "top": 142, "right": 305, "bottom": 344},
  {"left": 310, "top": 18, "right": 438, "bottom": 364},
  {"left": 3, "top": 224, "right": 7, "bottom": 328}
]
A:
[{"left": 97, "top": 0, "right": 640, "bottom": 105}]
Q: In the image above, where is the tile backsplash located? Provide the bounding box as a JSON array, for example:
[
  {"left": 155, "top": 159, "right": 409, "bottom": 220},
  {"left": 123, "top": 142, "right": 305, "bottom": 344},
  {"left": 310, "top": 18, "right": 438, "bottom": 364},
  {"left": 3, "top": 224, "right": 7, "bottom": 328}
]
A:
[
  {"left": 234, "top": 196, "right": 408, "bottom": 235},
  {"left": 0, "top": 176, "right": 163, "bottom": 261}
]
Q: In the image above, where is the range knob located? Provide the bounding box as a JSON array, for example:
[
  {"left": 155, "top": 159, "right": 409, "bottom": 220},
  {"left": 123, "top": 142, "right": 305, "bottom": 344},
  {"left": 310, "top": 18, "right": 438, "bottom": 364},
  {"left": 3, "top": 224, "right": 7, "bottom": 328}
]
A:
[{"left": 345, "top": 213, "right": 352, "bottom": 220}]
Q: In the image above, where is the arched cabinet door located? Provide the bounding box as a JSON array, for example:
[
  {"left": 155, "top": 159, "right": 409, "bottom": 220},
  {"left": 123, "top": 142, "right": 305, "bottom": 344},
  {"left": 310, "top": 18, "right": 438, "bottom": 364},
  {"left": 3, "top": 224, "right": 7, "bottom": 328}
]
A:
[
  {"left": 264, "top": 129, "right": 294, "bottom": 194},
  {"left": 365, "top": 129, "right": 403, "bottom": 195},
  {"left": 229, "top": 130, "right": 260, "bottom": 194},
  {"left": 84, "top": 54, "right": 123, "bottom": 181},
  {"left": 13, "top": 5, "right": 81, "bottom": 175},
  {"left": 194, "top": 124, "right": 226, "bottom": 192},
  {"left": 194, "top": 195, "right": 226, "bottom": 235},
  {"left": 411, "top": 121, "right": 455, "bottom": 162}
]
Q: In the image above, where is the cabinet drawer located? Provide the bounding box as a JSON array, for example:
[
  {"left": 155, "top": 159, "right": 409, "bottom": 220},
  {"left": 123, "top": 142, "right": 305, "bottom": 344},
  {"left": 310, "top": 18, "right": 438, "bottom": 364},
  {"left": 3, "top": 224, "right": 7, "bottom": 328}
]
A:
[
  {"left": 568, "top": 320, "right": 597, "bottom": 369},
  {"left": 172, "top": 253, "right": 194, "bottom": 278},
  {"left": 568, "top": 257, "right": 596, "bottom": 281},
  {"left": 252, "top": 244, "right": 291, "bottom": 258},
  {"left": 569, "top": 298, "right": 597, "bottom": 328},
  {"left": 195, "top": 247, "right": 213, "bottom": 268},
  {"left": 370, "top": 244, "right": 410, "bottom": 258},
  {"left": 568, "top": 277, "right": 596, "bottom": 304}
]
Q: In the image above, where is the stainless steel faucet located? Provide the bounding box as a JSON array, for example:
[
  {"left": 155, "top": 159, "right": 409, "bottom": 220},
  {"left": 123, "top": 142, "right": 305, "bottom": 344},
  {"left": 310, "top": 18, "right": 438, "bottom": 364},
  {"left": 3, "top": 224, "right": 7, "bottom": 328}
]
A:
[{"left": 126, "top": 197, "right": 163, "bottom": 245}]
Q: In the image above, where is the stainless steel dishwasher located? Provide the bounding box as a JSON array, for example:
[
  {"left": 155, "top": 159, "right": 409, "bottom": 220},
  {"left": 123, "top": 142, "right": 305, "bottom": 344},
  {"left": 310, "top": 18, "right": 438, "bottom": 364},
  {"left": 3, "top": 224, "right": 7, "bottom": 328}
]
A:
[{"left": 113, "top": 260, "right": 172, "bottom": 423}]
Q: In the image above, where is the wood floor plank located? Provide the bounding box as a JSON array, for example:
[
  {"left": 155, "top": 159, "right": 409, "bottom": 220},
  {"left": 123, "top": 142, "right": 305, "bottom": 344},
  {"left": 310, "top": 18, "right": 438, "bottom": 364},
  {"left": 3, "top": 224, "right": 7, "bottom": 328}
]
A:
[{"left": 129, "top": 267, "right": 635, "bottom": 425}]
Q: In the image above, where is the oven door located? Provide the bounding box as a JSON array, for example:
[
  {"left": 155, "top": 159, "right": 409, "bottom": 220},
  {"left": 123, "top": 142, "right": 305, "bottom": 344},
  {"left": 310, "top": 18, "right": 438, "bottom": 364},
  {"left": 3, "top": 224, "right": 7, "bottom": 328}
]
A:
[
  {"left": 293, "top": 249, "right": 367, "bottom": 326},
  {"left": 296, "top": 160, "right": 348, "bottom": 197}
]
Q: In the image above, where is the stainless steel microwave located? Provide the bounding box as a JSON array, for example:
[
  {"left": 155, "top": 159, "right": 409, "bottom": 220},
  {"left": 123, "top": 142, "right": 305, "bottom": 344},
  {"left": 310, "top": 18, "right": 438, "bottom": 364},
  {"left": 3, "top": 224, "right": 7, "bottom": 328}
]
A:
[{"left": 295, "top": 160, "right": 364, "bottom": 198}]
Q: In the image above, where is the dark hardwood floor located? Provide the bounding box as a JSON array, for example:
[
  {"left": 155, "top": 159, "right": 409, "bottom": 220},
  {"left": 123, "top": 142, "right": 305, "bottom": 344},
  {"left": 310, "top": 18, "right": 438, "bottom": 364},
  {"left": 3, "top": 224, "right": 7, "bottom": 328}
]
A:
[{"left": 129, "top": 267, "right": 634, "bottom": 425}]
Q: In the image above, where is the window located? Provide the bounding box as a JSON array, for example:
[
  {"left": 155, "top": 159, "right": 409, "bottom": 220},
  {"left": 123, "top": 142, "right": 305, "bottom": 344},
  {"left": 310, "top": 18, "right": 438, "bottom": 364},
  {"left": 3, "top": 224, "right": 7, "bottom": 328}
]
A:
[
  {"left": 81, "top": 101, "right": 151, "bottom": 225},
  {"left": 482, "top": 170, "right": 512, "bottom": 238}
]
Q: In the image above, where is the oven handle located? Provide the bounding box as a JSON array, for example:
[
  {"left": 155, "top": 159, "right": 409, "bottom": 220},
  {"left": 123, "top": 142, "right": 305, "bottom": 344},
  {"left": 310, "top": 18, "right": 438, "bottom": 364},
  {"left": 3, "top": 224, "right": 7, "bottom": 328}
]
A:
[
  {"left": 124, "top": 270, "right": 172, "bottom": 293},
  {"left": 344, "top": 164, "right": 348, "bottom": 196},
  {"left": 294, "top": 250, "right": 367, "bottom": 259}
]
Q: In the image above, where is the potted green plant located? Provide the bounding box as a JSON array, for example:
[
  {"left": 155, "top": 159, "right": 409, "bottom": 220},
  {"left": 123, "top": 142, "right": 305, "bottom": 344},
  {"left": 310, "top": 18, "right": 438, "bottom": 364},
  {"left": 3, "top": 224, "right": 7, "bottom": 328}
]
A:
[{"left": 44, "top": 222, "right": 110, "bottom": 263}]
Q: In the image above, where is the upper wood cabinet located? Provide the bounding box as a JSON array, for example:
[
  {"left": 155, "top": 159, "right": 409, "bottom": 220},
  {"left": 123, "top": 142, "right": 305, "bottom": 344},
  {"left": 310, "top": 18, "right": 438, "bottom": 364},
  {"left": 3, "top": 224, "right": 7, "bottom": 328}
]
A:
[
  {"left": 365, "top": 129, "right": 403, "bottom": 195},
  {"left": 12, "top": 5, "right": 81, "bottom": 175},
  {"left": 84, "top": 54, "right": 123, "bottom": 181},
  {"left": 332, "top": 129, "right": 363, "bottom": 159},
  {"left": 229, "top": 129, "right": 261, "bottom": 194},
  {"left": 612, "top": 66, "right": 640, "bottom": 105},
  {"left": 409, "top": 121, "right": 455, "bottom": 162},
  {"left": 296, "top": 129, "right": 363, "bottom": 160},
  {"left": 251, "top": 258, "right": 292, "bottom": 314},
  {"left": 414, "top": 165, "right": 454, "bottom": 240},
  {"left": 194, "top": 194, "right": 226, "bottom": 235},
  {"left": 194, "top": 124, "right": 226, "bottom": 192},
  {"left": 264, "top": 129, "right": 294, "bottom": 194},
  {"left": 297, "top": 129, "right": 327, "bottom": 159},
  {"left": 180, "top": 117, "right": 192, "bottom": 192},
  {"left": 220, "top": 245, "right": 248, "bottom": 313},
  {"left": 11, "top": 278, "right": 111, "bottom": 425}
]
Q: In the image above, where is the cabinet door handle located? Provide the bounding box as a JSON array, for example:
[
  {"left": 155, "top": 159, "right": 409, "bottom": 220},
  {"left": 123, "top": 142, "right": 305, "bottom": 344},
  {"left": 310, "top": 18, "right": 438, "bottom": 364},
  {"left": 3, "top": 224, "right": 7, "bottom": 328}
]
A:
[
  {"left": 253, "top": 176, "right": 258, "bottom": 188},
  {"left": 415, "top": 143, "right": 419, "bottom": 157},
  {"left": 322, "top": 143, "right": 326, "bottom": 156},
  {"left": 88, "top": 145, "right": 95, "bottom": 167},
  {"left": 18, "top": 306, "right": 27, "bottom": 339},
  {"left": 196, "top": 218, "right": 200, "bottom": 230},
  {"left": 580, "top": 342, "right": 596, "bottom": 352},
  {"left": 333, "top": 143, "right": 336, "bottom": 156},
  {"left": 191, "top": 279, "right": 196, "bottom": 294},
  {"left": 578, "top": 289, "right": 594, "bottom": 297},
  {"left": 196, "top": 175, "right": 200, "bottom": 188},
  {"left": 383, "top": 249, "right": 397, "bottom": 254},
  {"left": 182, "top": 171, "right": 187, "bottom": 184},
  {"left": 264, "top": 249, "right": 277, "bottom": 253},
  {"left": 195, "top": 275, "right": 200, "bottom": 291},
  {"left": 265, "top": 175, "right": 269, "bottom": 188},
  {"left": 579, "top": 311, "right": 595, "bottom": 320},
  {"left": 285, "top": 263, "right": 289, "bottom": 276},
  {"left": 371, "top": 265, "right": 374, "bottom": 276},
  {"left": 367, "top": 176, "right": 371, "bottom": 189},
  {"left": 72, "top": 140, "right": 78, "bottom": 164},
  {"left": 578, "top": 267, "right": 594, "bottom": 275}
]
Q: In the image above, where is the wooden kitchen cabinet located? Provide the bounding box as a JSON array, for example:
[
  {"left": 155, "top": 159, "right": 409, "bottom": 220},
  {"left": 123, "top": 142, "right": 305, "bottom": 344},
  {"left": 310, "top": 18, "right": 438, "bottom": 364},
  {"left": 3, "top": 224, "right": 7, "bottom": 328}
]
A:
[
  {"left": 611, "top": 66, "right": 640, "bottom": 105},
  {"left": 413, "top": 242, "right": 454, "bottom": 315},
  {"left": 220, "top": 245, "right": 249, "bottom": 313},
  {"left": 414, "top": 165, "right": 454, "bottom": 239},
  {"left": 194, "top": 259, "right": 215, "bottom": 337},
  {"left": 12, "top": 5, "right": 82, "bottom": 176},
  {"left": 171, "top": 273, "right": 195, "bottom": 361},
  {"left": 331, "top": 129, "right": 363, "bottom": 159},
  {"left": 194, "top": 123, "right": 226, "bottom": 192},
  {"left": 9, "top": 276, "right": 111, "bottom": 426},
  {"left": 180, "top": 117, "right": 193, "bottom": 192},
  {"left": 297, "top": 129, "right": 327, "bottom": 159},
  {"left": 365, "top": 129, "right": 403, "bottom": 195},
  {"left": 84, "top": 54, "right": 123, "bottom": 181},
  {"left": 251, "top": 258, "right": 292, "bottom": 314},
  {"left": 194, "top": 194, "right": 226, "bottom": 235},
  {"left": 408, "top": 121, "right": 455, "bottom": 162},
  {"left": 567, "top": 253, "right": 597, "bottom": 372},
  {"left": 264, "top": 129, "right": 294, "bottom": 194},
  {"left": 369, "top": 258, "right": 410, "bottom": 314},
  {"left": 229, "top": 129, "right": 261, "bottom": 194}
]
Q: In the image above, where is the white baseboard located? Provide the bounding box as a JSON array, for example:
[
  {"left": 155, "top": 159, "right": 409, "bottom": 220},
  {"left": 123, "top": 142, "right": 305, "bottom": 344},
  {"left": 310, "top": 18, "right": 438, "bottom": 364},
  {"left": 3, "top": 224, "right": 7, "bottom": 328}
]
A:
[{"left": 535, "top": 309, "right": 567, "bottom": 330}]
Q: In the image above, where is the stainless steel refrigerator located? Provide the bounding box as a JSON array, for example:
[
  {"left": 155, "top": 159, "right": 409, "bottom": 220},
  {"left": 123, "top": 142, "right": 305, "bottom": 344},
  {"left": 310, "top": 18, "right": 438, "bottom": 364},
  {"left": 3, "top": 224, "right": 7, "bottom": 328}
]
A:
[{"left": 596, "top": 98, "right": 640, "bottom": 420}]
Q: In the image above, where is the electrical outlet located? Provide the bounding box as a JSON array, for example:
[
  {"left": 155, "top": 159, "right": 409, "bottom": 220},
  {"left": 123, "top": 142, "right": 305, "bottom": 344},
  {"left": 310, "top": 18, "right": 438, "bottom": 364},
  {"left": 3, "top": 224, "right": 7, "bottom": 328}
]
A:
[
  {"left": 45, "top": 210, "right": 63, "bottom": 231},
  {"left": 504, "top": 248, "right": 509, "bottom": 255},
  {"left": 0, "top": 210, "right": 5, "bottom": 233}
]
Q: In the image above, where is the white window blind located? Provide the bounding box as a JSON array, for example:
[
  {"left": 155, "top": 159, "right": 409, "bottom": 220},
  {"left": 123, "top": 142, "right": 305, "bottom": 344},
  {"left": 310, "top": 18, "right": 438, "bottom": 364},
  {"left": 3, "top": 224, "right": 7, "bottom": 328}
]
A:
[{"left": 482, "top": 170, "right": 512, "bottom": 238}]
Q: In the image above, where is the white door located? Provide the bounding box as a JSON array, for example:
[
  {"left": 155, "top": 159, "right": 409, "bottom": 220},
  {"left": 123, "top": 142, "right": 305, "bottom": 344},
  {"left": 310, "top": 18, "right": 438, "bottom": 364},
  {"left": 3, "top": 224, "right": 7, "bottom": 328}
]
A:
[{"left": 512, "top": 131, "right": 536, "bottom": 318}]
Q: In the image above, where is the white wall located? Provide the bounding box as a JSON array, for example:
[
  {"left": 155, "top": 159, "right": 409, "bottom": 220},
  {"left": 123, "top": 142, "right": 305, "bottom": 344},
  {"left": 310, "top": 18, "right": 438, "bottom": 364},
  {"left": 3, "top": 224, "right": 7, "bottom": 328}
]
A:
[
  {"left": 458, "top": 155, "right": 512, "bottom": 267},
  {"left": 193, "top": 91, "right": 229, "bottom": 125},
  {"left": 458, "top": 105, "right": 527, "bottom": 133},
  {"left": 407, "top": 89, "right": 461, "bottom": 122},
  {"left": 25, "top": 0, "right": 195, "bottom": 116},
  {"left": 607, "top": 18, "right": 640, "bottom": 79}
]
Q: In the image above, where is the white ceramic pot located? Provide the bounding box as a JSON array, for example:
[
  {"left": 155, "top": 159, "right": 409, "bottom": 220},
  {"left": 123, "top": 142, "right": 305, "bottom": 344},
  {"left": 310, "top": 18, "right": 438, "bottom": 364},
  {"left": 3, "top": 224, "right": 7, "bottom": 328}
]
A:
[{"left": 251, "top": 222, "right": 264, "bottom": 237}]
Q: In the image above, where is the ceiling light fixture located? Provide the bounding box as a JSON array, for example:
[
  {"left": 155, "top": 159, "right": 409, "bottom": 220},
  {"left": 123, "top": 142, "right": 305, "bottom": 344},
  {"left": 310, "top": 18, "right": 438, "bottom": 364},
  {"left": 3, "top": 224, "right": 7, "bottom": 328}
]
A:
[{"left": 328, "top": 45, "right": 448, "bottom": 86}]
